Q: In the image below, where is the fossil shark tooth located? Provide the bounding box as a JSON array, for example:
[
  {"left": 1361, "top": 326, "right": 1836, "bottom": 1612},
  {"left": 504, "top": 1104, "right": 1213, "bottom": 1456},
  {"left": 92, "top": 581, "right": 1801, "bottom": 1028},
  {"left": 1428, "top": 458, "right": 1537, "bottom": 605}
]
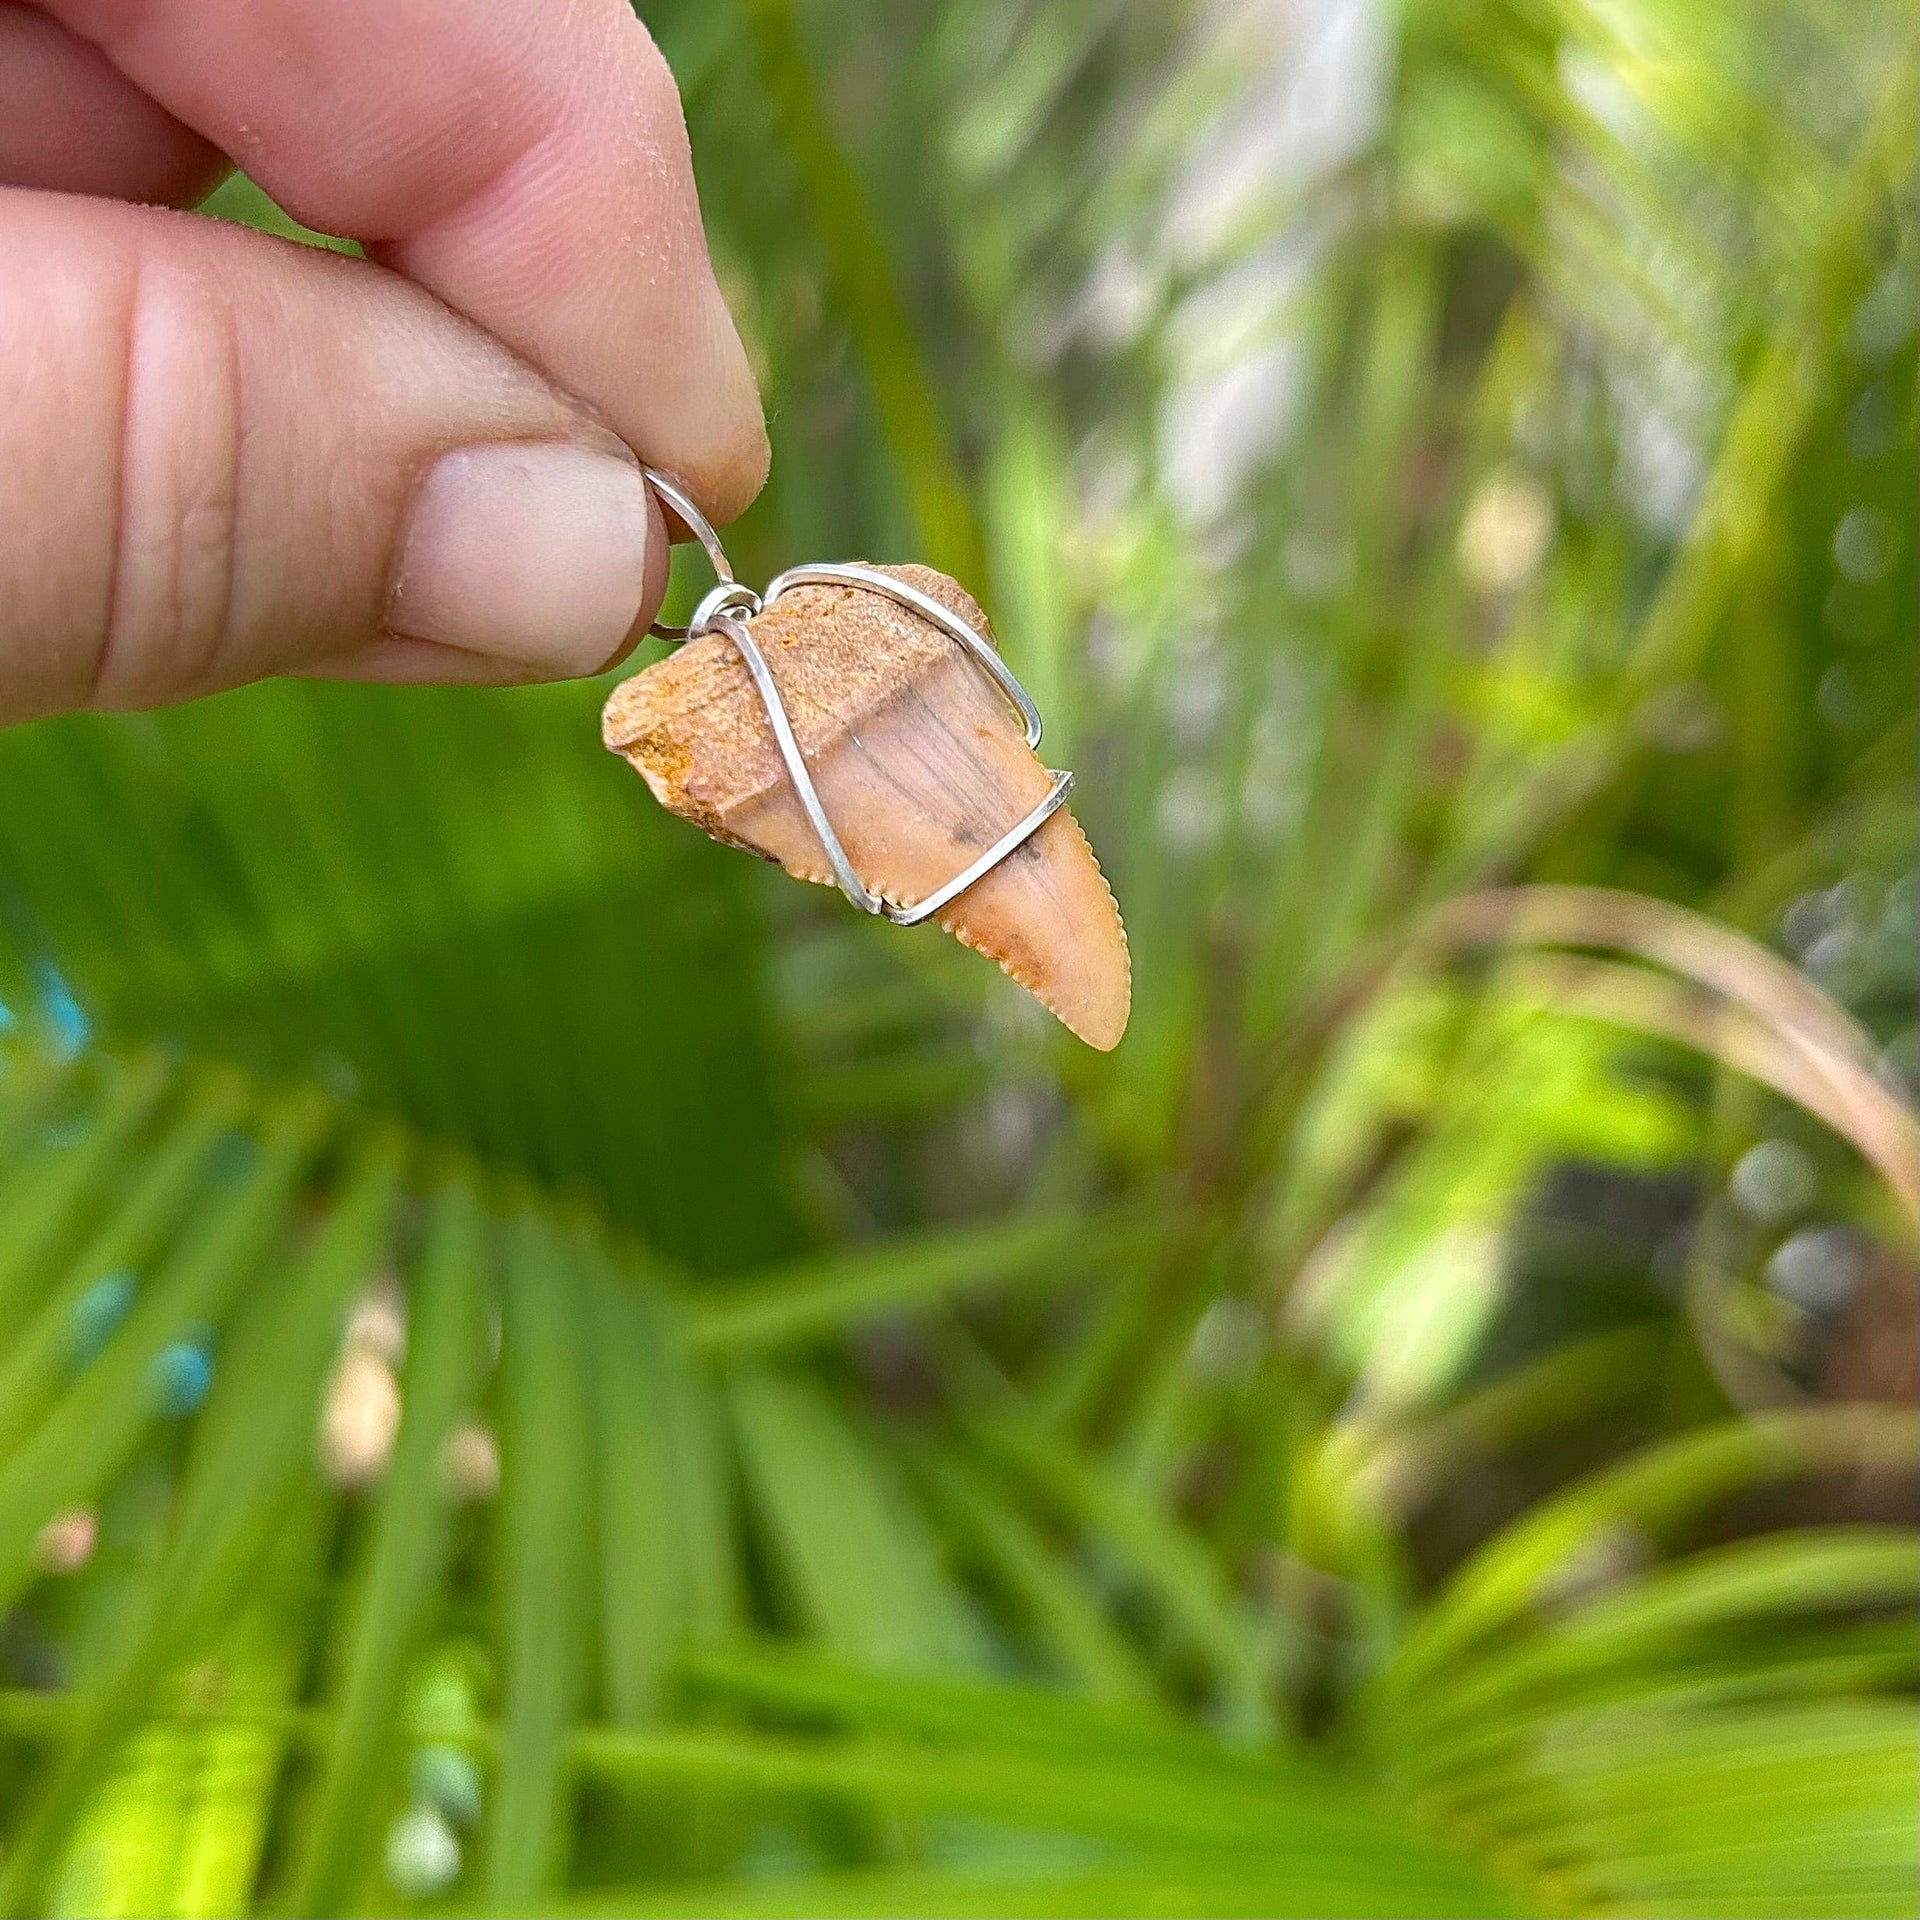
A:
[{"left": 601, "top": 564, "right": 1130, "bottom": 1051}]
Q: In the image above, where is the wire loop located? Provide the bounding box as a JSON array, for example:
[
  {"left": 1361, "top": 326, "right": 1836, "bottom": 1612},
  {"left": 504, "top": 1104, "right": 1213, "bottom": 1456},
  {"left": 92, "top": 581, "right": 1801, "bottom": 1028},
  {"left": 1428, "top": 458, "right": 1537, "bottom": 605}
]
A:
[
  {"left": 644, "top": 470, "right": 741, "bottom": 641},
  {"left": 641, "top": 469, "right": 1072, "bottom": 926}
]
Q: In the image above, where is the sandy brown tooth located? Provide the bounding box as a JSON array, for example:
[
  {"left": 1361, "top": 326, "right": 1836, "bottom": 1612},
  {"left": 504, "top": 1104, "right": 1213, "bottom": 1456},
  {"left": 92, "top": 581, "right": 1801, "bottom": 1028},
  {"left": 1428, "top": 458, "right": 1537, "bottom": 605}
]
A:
[{"left": 601, "top": 564, "right": 1130, "bottom": 1050}]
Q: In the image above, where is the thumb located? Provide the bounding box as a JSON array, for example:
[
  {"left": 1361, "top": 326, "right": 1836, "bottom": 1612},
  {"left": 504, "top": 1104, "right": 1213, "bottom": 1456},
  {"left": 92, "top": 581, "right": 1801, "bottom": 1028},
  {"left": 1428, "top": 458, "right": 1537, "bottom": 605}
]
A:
[{"left": 0, "top": 189, "right": 671, "bottom": 725}]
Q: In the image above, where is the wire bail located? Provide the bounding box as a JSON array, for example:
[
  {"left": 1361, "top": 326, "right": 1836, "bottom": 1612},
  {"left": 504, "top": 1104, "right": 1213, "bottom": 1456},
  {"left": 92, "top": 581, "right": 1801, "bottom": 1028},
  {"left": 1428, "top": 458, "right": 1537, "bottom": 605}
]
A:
[{"left": 641, "top": 468, "right": 1073, "bottom": 927}]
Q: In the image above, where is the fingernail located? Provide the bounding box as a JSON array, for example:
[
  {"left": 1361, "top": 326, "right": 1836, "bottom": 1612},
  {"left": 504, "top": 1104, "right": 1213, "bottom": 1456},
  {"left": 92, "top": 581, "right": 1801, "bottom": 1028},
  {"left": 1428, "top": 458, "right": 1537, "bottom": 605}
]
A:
[{"left": 389, "top": 441, "right": 651, "bottom": 675}]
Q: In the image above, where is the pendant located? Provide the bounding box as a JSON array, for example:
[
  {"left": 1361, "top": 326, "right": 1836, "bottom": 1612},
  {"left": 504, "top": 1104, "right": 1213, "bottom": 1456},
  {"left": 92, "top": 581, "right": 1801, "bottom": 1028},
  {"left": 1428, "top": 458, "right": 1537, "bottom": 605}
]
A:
[{"left": 601, "top": 472, "right": 1130, "bottom": 1050}]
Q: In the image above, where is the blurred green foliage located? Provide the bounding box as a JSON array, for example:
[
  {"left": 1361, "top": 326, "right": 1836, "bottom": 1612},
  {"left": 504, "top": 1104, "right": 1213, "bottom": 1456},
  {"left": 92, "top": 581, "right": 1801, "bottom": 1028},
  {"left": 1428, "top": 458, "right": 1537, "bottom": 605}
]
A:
[{"left": 0, "top": 0, "right": 1915, "bottom": 1913}]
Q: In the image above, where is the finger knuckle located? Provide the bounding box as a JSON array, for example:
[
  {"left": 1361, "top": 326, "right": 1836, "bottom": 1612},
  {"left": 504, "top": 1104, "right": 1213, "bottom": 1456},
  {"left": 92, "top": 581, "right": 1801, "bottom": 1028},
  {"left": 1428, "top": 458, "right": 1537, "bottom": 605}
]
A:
[{"left": 94, "top": 255, "right": 244, "bottom": 707}]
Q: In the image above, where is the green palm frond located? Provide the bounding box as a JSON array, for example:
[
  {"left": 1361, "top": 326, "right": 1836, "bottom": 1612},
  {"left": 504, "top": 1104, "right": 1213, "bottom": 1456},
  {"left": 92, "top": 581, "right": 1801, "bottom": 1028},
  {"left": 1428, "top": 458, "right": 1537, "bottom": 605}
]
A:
[
  {"left": 0, "top": 1017, "right": 1911, "bottom": 1913},
  {"left": 0, "top": 681, "right": 794, "bottom": 1268}
]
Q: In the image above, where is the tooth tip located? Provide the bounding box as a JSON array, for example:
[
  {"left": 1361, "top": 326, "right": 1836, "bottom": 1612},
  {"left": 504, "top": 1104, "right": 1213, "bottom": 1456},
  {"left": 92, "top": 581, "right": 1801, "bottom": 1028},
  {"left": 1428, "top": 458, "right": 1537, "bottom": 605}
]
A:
[
  {"left": 1077, "top": 973, "right": 1133, "bottom": 1051},
  {"left": 938, "top": 806, "right": 1130, "bottom": 1050},
  {"left": 1070, "top": 1003, "right": 1130, "bottom": 1051}
]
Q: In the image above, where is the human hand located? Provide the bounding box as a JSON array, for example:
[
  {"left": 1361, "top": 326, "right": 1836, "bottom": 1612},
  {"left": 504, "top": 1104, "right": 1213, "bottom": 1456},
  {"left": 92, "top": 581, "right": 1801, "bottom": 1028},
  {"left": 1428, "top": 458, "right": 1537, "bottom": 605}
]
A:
[{"left": 0, "top": 0, "right": 767, "bottom": 724}]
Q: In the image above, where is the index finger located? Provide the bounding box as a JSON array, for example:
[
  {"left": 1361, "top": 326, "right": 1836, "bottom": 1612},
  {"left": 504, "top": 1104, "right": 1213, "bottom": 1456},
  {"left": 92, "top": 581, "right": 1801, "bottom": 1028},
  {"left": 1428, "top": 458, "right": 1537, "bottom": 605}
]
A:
[{"left": 46, "top": 0, "right": 768, "bottom": 524}]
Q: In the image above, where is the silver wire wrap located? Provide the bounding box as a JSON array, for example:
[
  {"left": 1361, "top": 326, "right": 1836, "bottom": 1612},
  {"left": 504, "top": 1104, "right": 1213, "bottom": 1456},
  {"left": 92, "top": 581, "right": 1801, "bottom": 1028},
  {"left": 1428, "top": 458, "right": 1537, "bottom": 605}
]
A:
[{"left": 642, "top": 469, "right": 1074, "bottom": 927}]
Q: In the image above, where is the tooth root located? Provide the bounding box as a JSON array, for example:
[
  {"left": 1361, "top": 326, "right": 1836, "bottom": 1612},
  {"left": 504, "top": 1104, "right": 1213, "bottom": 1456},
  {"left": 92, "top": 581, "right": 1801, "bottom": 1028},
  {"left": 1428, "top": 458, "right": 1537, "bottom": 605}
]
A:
[{"left": 602, "top": 564, "right": 1130, "bottom": 1050}]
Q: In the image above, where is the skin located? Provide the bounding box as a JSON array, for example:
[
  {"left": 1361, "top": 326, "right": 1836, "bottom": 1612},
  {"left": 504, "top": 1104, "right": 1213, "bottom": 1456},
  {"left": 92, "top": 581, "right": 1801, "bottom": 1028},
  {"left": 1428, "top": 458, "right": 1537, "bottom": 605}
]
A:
[{"left": 0, "top": 0, "right": 768, "bottom": 722}]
